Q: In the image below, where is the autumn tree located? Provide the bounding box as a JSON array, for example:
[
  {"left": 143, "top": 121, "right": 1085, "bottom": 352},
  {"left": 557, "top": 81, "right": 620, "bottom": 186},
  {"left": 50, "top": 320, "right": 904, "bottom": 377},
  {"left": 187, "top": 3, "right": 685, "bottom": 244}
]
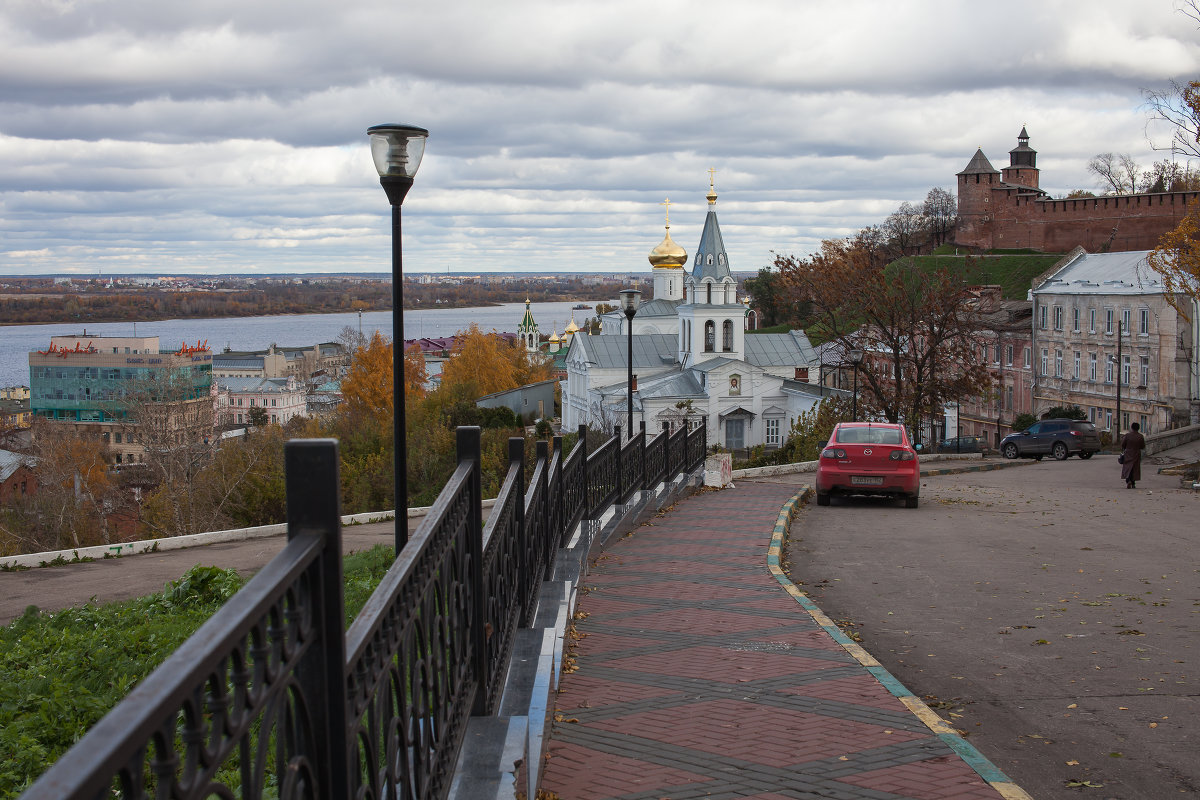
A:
[
  {"left": 441, "top": 324, "right": 524, "bottom": 396},
  {"left": 342, "top": 331, "right": 395, "bottom": 418},
  {"left": 775, "top": 235, "right": 992, "bottom": 440},
  {"left": 1087, "top": 152, "right": 1142, "bottom": 194},
  {"left": 882, "top": 202, "right": 928, "bottom": 255},
  {"left": 743, "top": 268, "right": 794, "bottom": 327},
  {"left": 1147, "top": 198, "right": 1200, "bottom": 315},
  {"left": 922, "top": 187, "right": 957, "bottom": 248}
]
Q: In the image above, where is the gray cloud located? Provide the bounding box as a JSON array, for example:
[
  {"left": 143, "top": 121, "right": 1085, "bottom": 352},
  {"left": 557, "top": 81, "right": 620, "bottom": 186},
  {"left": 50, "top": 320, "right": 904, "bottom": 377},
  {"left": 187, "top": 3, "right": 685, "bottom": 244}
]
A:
[{"left": 1, "top": 0, "right": 1198, "bottom": 277}]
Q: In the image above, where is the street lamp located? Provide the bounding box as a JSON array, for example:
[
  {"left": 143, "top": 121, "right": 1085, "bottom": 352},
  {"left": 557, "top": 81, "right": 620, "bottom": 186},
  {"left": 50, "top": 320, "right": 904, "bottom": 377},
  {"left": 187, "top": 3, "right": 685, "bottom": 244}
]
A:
[
  {"left": 849, "top": 347, "right": 864, "bottom": 422},
  {"left": 620, "top": 288, "right": 641, "bottom": 440},
  {"left": 368, "top": 123, "right": 428, "bottom": 552},
  {"left": 1109, "top": 319, "right": 1124, "bottom": 442}
]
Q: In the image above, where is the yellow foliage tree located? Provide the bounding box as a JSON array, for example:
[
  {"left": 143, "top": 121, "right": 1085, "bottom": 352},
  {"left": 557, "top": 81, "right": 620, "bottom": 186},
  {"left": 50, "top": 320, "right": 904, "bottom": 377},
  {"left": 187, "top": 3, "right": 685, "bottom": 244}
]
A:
[
  {"left": 405, "top": 342, "right": 428, "bottom": 399},
  {"left": 1147, "top": 198, "right": 1200, "bottom": 319},
  {"left": 440, "top": 324, "right": 521, "bottom": 396},
  {"left": 342, "top": 331, "right": 394, "bottom": 417}
]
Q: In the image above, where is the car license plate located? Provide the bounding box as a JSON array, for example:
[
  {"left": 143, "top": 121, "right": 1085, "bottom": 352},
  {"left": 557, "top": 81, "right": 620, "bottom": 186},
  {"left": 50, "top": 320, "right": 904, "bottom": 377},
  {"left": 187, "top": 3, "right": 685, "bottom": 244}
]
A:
[{"left": 851, "top": 476, "right": 884, "bottom": 486}]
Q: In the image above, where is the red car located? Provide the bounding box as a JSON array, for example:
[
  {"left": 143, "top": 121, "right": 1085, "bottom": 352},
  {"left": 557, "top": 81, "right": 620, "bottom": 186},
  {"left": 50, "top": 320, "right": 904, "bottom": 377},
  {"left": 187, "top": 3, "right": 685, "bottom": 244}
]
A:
[{"left": 815, "top": 422, "right": 921, "bottom": 508}]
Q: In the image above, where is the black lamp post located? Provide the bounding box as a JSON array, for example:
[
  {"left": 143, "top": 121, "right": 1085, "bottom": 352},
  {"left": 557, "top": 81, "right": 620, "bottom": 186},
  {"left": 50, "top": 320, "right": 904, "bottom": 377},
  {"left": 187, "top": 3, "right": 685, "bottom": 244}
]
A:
[
  {"left": 620, "top": 288, "right": 641, "bottom": 440},
  {"left": 368, "top": 123, "right": 428, "bottom": 552},
  {"left": 1110, "top": 319, "right": 1124, "bottom": 442},
  {"left": 849, "top": 347, "right": 864, "bottom": 422}
]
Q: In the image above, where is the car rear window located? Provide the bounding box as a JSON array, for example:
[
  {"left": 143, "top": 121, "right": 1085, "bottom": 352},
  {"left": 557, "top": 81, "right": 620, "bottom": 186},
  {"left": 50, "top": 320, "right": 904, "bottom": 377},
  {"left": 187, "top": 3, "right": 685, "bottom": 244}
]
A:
[
  {"left": 1072, "top": 422, "right": 1096, "bottom": 432},
  {"left": 834, "top": 427, "right": 902, "bottom": 445}
]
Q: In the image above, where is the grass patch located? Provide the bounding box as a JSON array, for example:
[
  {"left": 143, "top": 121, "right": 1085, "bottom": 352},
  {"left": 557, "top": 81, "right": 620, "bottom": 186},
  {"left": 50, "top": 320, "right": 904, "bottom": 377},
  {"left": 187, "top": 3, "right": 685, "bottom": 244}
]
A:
[
  {"left": 901, "top": 254, "right": 1063, "bottom": 299},
  {"left": 0, "top": 544, "right": 395, "bottom": 798}
]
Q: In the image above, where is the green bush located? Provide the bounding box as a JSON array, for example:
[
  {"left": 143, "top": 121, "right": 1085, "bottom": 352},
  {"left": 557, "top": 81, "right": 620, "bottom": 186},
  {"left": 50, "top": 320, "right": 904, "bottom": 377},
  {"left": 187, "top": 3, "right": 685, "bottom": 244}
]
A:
[
  {"left": 1011, "top": 412, "right": 1037, "bottom": 433},
  {"left": 1041, "top": 405, "right": 1087, "bottom": 420},
  {"left": 0, "top": 548, "right": 395, "bottom": 798}
]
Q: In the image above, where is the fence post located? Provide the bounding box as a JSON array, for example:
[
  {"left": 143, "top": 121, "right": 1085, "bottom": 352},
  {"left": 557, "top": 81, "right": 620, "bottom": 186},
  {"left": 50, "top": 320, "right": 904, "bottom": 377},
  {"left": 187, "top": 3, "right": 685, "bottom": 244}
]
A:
[
  {"left": 613, "top": 425, "right": 623, "bottom": 502},
  {"left": 639, "top": 421, "right": 647, "bottom": 491},
  {"left": 457, "top": 426, "right": 487, "bottom": 716},
  {"left": 552, "top": 435, "right": 563, "bottom": 543},
  {"left": 537, "top": 439, "right": 550, "bottom": 578},
  {"left": 284, "top": 438, "right": 349, "bottom": 799},
  {"left": 577, "top": 424, "right": 588, "bottom": 517}
]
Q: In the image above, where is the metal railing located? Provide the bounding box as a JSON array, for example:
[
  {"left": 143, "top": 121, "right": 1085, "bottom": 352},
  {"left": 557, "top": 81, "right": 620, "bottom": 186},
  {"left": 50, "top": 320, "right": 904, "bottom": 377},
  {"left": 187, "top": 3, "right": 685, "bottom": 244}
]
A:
[{"left": 23, "top": 418, "right": 707, "bottom": 800}]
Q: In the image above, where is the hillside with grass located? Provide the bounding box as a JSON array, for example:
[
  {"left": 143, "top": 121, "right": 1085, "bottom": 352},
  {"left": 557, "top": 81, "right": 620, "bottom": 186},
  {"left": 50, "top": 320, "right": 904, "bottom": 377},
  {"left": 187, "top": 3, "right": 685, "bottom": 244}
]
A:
[{"left": 902, "top": 250, "right": 1065, "bottom": 299}]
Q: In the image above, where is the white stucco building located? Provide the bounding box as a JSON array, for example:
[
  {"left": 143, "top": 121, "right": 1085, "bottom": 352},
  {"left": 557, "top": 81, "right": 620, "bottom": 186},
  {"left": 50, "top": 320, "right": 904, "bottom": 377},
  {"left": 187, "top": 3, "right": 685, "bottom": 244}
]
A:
[
  {"left": 562, "top": 181, "right": 830, "bottom": 449},
  {"left": 1030, "top": 247, "right": 1200, "bottom": 433}
]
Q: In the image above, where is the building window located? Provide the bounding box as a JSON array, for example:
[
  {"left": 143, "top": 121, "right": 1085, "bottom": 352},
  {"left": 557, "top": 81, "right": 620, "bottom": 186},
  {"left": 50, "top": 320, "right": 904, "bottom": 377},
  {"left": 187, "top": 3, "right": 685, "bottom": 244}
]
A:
[
  {"left": 1023, "top": 347, "right": 1031, "bottom": 368},
  {"left": 1105, "top": 356, "right": 1114, "bottom": 383},
  {"left": 1005, "top": 385, "right": 1013, "bottom": 411},
  {"left": 1105, "top": 308, "right": 1114, "bottom": 334},
  {"left": 1072, "top": 306, "right": 1080, "bottom": 332},
  {"left": 1073, "top": 351, "right": 1080, "bottom": 380},
  {"left": 1139, "top": 414, "right": 1149, "bottom": 434},
  {"left": 1005, "top": 344, "right": 1014, "bottom": 366},
  {"left": 1039, "top": 304, "right": 1047, "bottom": 329},
  {"left": 1139, "top": 308, "right": 1150, "bottom": 335},
  {"left": 704, "top": 321, "right": 715, "bottom": 352},
  {"left": 1055, "top": 349, "right": 1063, "bottom": 377},
  {"left": 766, "top": 418, "right": 780, "bottom": 446},
  {"left": 1040, "top": 348, "right": 1048, "bottom": 376},
  {"left": 722, "top": 320, "right": 733, "bottom": 351},
  {"left": 992, "top": 344, "right": 1001, "bottom": 364},
  {"left": 1089, "top": 353, "right": 1097, "bottom": 381},
  {"left": 1089, "top": 308, "right": 1096, "bottom": 333},
  {"left": 1140, "top": 356, "right": 1150, "bottom": 387},
  {"left": 1121, "top": 308, "right": 1131, "bottom": 335},
  {"left": 1122, "top": 355, "right": 1131, "bottom": 385},
  {"left": 1053, "top": 306, "right": 1063, "bottom": 331}
]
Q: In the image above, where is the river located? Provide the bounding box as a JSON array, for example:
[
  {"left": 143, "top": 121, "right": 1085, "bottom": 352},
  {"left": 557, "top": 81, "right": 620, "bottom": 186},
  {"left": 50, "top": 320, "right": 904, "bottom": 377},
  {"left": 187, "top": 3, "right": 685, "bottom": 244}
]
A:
[{"left": 0, "top": 300, "right": 602, "bottom": 388}]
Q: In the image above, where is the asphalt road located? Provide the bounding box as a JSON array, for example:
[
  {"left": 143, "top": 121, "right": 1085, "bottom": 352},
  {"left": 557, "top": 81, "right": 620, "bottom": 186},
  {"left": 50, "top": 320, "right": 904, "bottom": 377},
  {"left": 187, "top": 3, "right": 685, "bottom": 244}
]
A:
[{"left": 772, "top": 448, "right": 1200, "bottom": 799}]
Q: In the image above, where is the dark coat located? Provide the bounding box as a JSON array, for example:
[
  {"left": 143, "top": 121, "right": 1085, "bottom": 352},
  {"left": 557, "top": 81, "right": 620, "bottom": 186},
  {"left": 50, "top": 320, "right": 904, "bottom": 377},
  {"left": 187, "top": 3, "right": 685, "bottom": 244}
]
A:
[{"left": 1120, "top": 430, "right": 1146, "bottom": 482}]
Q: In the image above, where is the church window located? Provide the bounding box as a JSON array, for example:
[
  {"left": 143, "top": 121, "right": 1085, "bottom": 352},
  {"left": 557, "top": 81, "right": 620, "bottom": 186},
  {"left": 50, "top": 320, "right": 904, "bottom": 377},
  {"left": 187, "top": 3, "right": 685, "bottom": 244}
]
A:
[
  {"left": 707, "top": 284, "right": 712, "bottom": 304},
  {"left": 707, "top": 254, "right": 713, "bottom": 265},
  {"left": 718, "top": 254, "right": 725, "bottom": 265},
  {"left": 704, "top": 321, "right": 715, "bottom": 352},
  {"left": 722, "top": 320, "right": 733, "bottom": 351}
]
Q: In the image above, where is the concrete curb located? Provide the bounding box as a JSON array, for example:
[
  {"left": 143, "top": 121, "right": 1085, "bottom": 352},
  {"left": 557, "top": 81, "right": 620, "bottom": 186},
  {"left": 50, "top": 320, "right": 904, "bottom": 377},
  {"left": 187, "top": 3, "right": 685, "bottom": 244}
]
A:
[{"left": 766, "top": 489, "right": 1034, "bottom": 800}]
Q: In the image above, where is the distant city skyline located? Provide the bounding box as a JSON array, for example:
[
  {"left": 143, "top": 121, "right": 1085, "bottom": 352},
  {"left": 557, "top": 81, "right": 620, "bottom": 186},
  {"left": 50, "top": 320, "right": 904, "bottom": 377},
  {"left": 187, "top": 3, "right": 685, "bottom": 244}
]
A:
[{"left": 2, "top": 1, "right": 1198, "bottom": 277}]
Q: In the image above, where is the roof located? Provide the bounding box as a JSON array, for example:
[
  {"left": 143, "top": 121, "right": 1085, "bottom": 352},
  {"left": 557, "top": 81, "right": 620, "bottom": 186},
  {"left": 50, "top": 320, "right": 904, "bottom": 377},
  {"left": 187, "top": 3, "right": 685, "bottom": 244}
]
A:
[
  {"left": 213, "top": 354, "right": 265, "bottom": 368},
  {"left": 691, "top": 204, "right": 733, "bottom": 282},
  {"left": 216, "top": 377, "right": 298, "bottom": 393},
  {"left": 635, "top": 297, "right": 684, "bottom": 318},
  {"left": 1033, "top": 250, "right": 1166, "bottom": 297},
  {"left": 744, "top": 330, "right": 817, "bottom": 367},
  {"left": 572, "top": 333, "right": 678, "bottom": 370},
  {"left": 0, "top": 450, "right": 31, "bottom": 483},
  {"left": 958, "top": 148, "right": 999, "bottom": 175}
]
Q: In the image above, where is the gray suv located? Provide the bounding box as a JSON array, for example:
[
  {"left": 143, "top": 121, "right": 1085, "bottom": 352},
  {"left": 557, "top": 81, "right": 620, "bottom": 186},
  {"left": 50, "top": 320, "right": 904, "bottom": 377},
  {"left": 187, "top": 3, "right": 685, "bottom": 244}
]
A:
[{"left": 1000, "top": 419, "right": 1101, "bottom": 461}]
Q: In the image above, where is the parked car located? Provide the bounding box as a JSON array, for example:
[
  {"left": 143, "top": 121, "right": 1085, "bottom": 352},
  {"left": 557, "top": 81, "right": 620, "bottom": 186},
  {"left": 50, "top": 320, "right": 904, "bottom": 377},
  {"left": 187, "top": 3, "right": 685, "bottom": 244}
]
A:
[
  {"left": 815, "top": 422, "right": 921, "bottom": 508},
  {"left": 999, "top": 418, "right": 1101, "bottom": 461},
  {"left": 936, "top": 436, "right": 982, "bottom": 453}
]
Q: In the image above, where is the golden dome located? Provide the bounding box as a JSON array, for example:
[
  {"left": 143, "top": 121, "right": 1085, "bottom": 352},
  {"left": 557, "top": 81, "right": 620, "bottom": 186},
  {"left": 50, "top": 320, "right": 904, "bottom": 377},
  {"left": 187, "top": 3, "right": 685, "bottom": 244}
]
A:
[
  {"left": 648, "top": 225, "right": 687, "bottom": 269},
  {"left": 564, "top": 313, "right": 580, "bottom": 334}
]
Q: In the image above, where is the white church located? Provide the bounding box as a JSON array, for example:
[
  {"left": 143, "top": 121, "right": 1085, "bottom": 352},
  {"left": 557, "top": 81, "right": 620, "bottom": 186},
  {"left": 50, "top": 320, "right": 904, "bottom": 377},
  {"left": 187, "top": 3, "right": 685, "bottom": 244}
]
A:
[{"left": 561, "top": 178, "right": 836, "bottom": 450}]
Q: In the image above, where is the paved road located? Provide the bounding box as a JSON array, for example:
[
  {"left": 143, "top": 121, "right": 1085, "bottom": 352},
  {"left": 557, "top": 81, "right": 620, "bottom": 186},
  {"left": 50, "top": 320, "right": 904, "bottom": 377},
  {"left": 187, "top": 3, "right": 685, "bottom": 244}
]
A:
[
  {"left": 773, "top": 446, "right": 1200, "bottom": 799},
  {"left": 0, "top": 519, "right": 406, "bottom": 626}
]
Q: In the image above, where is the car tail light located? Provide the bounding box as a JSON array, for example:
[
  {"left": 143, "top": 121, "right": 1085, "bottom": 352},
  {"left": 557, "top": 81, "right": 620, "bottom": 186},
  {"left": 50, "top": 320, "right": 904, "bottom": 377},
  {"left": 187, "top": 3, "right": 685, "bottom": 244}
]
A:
[
  {"left": 821, "top": 448, "right": 846, "bottom": 459},
  {"left": 889, "top": 450, "right": 916, "bottom": 461},
  {"left": 1069, "top": 430, "right": 1079, "bottom": 436}
]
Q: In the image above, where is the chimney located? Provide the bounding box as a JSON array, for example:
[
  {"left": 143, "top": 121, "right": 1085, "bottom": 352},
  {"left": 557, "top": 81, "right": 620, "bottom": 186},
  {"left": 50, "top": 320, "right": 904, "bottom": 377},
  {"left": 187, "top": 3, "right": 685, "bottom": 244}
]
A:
[{"left": 795, "top": 367, "right": 809, "bottom": 382}]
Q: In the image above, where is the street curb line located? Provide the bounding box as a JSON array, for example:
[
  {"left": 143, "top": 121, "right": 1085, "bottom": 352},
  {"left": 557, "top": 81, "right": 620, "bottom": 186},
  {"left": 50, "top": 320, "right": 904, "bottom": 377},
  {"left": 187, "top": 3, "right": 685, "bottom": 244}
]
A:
[{"left": 765, "top": 490, "right": 1034, "bottom": 800}]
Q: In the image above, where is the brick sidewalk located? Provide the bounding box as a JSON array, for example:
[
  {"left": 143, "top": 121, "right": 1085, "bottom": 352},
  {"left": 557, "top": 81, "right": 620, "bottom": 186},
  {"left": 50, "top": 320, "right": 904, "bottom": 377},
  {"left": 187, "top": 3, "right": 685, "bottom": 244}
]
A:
[{"left": 539, "top": 481, "right": 1018, "bottom": 800}]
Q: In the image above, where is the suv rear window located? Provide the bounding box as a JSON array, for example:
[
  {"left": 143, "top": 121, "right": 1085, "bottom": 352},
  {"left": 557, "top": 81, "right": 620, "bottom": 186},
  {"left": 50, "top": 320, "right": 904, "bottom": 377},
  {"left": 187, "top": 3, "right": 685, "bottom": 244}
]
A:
[
  {"left": 1071, "top": 421, "right": 1096, "bottom": 432},
  {"left": 834, "top": 427, "right": 902, "bottom": 445}
]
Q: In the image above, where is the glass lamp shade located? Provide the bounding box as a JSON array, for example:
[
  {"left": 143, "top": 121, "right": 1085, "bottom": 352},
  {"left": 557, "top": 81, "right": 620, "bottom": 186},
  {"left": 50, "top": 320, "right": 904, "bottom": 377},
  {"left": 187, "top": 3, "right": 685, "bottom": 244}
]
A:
[
  {"left": 849, "top": 348, "right": 864, "bottom": 364},
  {"left": 620, "top": 288, "right": 642, "bottom": 315},
  {"left": 367, "top": 124, "right": 429, "bottom": 178}
]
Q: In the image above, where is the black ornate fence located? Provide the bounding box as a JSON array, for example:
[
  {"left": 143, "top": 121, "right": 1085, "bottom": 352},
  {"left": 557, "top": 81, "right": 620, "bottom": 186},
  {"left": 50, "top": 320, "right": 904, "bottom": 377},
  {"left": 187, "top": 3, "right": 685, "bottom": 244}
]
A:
[{"left": 23, "top": 419, "right": 706, "bottom": 800}]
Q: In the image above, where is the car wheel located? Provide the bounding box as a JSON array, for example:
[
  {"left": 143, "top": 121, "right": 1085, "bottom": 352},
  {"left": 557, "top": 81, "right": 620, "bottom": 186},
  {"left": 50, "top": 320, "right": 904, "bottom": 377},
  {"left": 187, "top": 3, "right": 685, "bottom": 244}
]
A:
[
  {"left": 1053, "top": 442, "right": 1069, "bottom": 461},
  {"left": 1002, "top": 443, "right": 1019, "bottom": 459},
  {"left": 1079, "top": 451, "right": 1094, "bottom": 460},
  {"left": 905, "top": 494, "right": 919, "bottom": 509},
  {"left": 816, "top": 492, "right": 830, "bottom": 507}
]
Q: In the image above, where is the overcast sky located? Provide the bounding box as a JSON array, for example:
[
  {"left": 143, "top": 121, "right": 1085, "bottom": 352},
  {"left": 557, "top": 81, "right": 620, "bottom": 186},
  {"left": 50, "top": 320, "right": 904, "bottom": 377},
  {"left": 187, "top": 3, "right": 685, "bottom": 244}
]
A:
[{"left": 2, "top": 0, "right": 1198, "bottom": 278}]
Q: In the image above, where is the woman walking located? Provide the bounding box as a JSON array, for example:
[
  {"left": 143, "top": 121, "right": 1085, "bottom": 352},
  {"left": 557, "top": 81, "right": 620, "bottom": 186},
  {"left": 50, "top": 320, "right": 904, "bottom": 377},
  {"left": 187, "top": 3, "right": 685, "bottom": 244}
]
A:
[{"left": 1120, "top": 422, "right": 1146, "bottom": 489}]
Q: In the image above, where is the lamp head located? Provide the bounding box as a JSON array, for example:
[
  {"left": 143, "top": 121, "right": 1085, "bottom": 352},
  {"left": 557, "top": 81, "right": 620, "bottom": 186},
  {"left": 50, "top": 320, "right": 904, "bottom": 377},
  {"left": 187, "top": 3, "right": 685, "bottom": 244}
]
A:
[
  {"left": 849, "top": 347, "right": 864, "bottom": 364},
  {"left": 368, "top": 124, "right": 429, "bottom": 205},
  {"left": 620, "top": 288, "right": 642, "bottom": 317}
]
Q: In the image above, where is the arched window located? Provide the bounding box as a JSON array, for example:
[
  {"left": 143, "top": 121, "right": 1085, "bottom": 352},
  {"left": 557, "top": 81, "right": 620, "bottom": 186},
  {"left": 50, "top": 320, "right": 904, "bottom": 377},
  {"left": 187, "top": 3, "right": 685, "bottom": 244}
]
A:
[
  {"left": 706, "top": 283, "right": 712, "bottom": 304},
  {"left": 704, "top": 321, "right": 715, "bottom": 352},
  {"left": 723, "top": 320, "right": 733, "bottom": 351}
]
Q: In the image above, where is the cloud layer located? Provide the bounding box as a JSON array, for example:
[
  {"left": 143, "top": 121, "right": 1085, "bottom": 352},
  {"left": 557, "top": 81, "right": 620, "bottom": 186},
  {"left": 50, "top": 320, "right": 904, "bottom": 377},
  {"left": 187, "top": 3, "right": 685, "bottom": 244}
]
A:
[{"left": 2, "top": 0, "right": 1198, "bottom": 276}]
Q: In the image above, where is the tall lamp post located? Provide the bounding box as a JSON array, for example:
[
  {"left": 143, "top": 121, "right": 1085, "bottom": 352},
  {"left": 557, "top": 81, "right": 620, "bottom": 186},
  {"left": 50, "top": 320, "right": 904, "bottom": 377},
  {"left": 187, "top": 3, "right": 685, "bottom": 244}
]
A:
[
  {"left": 620, "top": 288, "right": 641, "bottom": 440},
  {"left": 367, "top": 123, "right": 429, "bottom": 553},
  {"left": 1110, "top": 319, "right": 1124, "bottom": 443},
  {"left": 849, "top": 347, "right": 864, "bottom": 422}
]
